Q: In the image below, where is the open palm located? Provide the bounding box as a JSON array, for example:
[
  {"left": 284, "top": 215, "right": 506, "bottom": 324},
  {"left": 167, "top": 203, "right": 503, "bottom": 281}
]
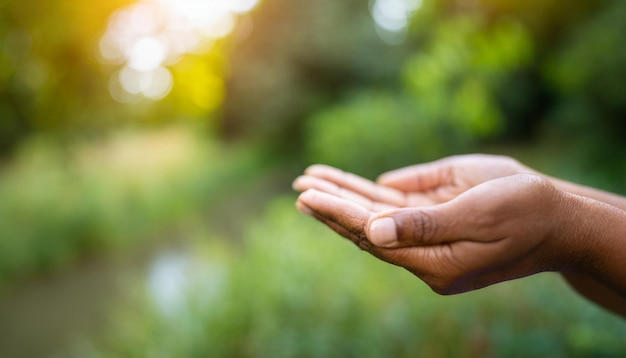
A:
[{"left": 293, "top": 154, "right": 533, "bottom": 211}]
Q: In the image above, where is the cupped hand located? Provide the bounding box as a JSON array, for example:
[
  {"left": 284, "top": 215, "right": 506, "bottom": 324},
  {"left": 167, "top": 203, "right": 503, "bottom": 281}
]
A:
[
  {"left": 376, "top": 154, "right": 536, "bottom": 203},
  {"left": 294, "top": 172, "right": 577, "bottom": 294},
  {"left": 294, "top": 156, "right": 626, "bottom": 316},
  {"left": 293, "top": 154, "right": 535, "bottom": 212}
]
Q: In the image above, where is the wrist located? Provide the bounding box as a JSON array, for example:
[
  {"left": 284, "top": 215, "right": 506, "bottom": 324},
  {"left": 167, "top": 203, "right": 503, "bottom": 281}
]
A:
[
  {"left": 549, "top": 176, "right": 626, "bottom": 211},
  {"left": 558, "top": 192, "right": 626, "bottom": 297}
]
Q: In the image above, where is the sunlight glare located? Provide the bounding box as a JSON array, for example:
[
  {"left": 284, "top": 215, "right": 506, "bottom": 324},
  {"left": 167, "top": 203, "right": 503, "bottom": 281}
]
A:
[
  {"left": 128, "top": 37, "right": 167, "bottom": 71},
  {"left": 119, "top": 66, "right": 173, "bottom": 100},
  {"left": 229, "top": 0, "right": 261, "bottom": 13},
  {"left": 102, "top": 0, "right": 261, "bottom": 102},
  {"left": 143, "top": 66, "right": 174, "bottom": 100},
  {"left": 371, "top": 0, "right": 422, "bottom": 45}
]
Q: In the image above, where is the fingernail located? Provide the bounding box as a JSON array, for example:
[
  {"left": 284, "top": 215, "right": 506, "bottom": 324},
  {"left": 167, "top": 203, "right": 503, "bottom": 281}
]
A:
[
  {"left": 292, "top": 176, "right": 307, "bottom": 192},
  {"left": 368, "top": 217, "right": 397, "bottom": 247},
  {"left": 296, "top": 200, "right": 314, "bottom": 216}
]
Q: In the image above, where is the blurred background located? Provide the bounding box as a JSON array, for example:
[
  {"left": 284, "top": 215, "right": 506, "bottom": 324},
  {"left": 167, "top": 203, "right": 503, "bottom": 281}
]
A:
[{"left": 0, "top": 0, "right": 625, "bottom": 356}]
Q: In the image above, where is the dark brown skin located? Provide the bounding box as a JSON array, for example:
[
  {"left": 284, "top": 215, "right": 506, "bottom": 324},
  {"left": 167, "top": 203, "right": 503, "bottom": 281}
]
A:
[{"left": 293, "top": 154, "right": 626, "bottom": 318}]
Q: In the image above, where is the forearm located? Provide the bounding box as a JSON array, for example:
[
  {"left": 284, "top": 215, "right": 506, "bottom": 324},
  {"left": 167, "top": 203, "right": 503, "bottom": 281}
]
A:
[
  {"left": 561, "top": 192, "right": 626, "bottom": 318},
  {"left": 586, "top": 201, "right": 626, "bottom": 298},
  {"left": 550, "top": 176, "right": 626, "bottom": 211},
  {"left": 562, "top": 273, "right": 626, "bottom": 319}
]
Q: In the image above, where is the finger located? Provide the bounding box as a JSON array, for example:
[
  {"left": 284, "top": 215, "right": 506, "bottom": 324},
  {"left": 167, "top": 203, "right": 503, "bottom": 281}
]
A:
[
  {"left": 376, "top": 160, "right": 454, "bottom": 192},
  {"left": 293, "top": 175, "right": 398, "bottom": 212},
  {"left": 297, "top": 189, "right": 373, "bottom": 245},
  {"left": 296, "top": 193, "right": 442, "bottom": 282},
  {"left": 366, "top": 200, "right": 477, "bottom": 248},
  {"left": 297, "top": 199, "right": 366, "bottom": 247},
  {"left": 324, "top": 219, "right": 375, "bottom": 252},
  {"left": 304, "top": 164, "right": 408, "bottom": 207}
]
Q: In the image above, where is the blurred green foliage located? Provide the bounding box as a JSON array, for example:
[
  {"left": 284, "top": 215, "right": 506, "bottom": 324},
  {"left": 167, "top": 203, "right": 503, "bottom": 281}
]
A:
[
  {"left": 543, "top": 0, "right": 626, "bottom": 186},
  {"left": 404, "top": 16, "right": 532, "bottom": 137},
  {"left": 302, "top": 0, "right": 625, "bottom": 185},
  {"left": 83, "top": 198, "right": 626, "bottom": 357},
  {"left": 305, "top": 91, "right": 439, "bottom": 177},
  {"left": 305, "top": 14, "right": 538, "bottom": 177},
  {"left": 0, "top": 128, "right": 270, "bottom": 287},
  {"left": 0, "top": 0, "right": 131, "bottom": 152}
]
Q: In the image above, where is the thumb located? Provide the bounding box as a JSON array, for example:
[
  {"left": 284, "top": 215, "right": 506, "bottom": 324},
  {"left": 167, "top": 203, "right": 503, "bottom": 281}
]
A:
[{"left": 366, "top": 203, "right": 465, "bottom": 248}]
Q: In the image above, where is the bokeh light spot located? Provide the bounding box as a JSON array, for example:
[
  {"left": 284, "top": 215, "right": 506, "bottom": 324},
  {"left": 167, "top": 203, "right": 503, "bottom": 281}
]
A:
[
  {"left": 229, "top": 0, "right": 261, "bottom": 13},
  {"left": 371, "top": 0, "right": 422, "bottom": 45},
  {"left": 128, "top": 37, "right": 167, "bottom": 72},
  {"left": 144, "top": 66, "right": 174, "bottom": 100},
  {"left": 101, "top": 0, "right": 261, "bottom": 102},
  {"left": 117, "top": 66, "right": 173, "bottom": 101}
]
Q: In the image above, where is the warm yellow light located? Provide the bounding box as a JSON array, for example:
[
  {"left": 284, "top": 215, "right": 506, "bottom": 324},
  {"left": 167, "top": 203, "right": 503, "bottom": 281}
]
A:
[{"left": 100, "top": 0, "right": 261, "bottom": 103}]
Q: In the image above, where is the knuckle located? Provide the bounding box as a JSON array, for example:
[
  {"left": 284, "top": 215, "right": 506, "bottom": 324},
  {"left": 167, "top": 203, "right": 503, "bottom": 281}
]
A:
[
  {"left": 356, "top": 236, "right": 373, "bottom": 252},
  {"left": 409, "top": 210, "right": 437, "bottom": 243},
  {"left": 517, "top": 173, "right": 549, "bottom": 190},
  {"left": 515, "top": 174, "right": 558, "bottom": 201}
]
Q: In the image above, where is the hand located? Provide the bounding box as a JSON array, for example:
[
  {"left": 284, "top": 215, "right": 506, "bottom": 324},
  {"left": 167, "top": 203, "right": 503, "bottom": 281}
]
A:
[
  {"left": 294, "top": 173, "right": 575, "bottom": 294},
  {"left": 293, "top": 155, "right": 626, "bottom": 318},
  {"left": 293, "top": 154, "right": 534, "bottom": 210},
  {"left": 375, "top": 154, "right": 536, "bottom": 204}
]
